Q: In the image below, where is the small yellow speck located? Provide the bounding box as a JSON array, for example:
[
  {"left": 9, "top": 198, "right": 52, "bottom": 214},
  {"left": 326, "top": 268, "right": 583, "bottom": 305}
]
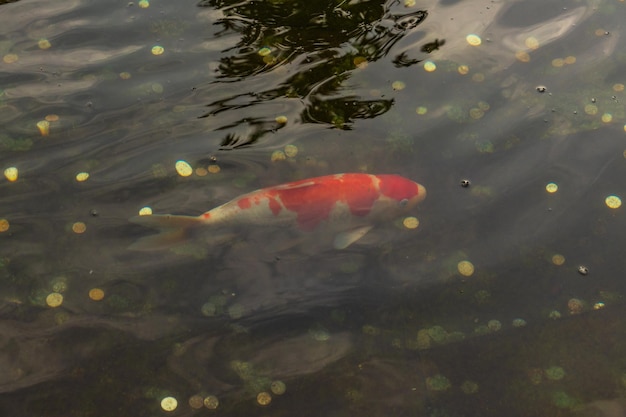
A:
[
  {"left": 403, "top": 216, "right": 419, "bottom": 229},
  {"left": 160, "top": 396, "right": 177, "bottom": 411},
  {"left": 46, "top": 292, "right": 63, "bottom": 308},
  {"left": 552, "top": 254, "right": 565, "bottom": 266},
  {"left": 271, "top": 150, "right": 286, "bottom": 162},
  {"left": 614, "top": 83, "right": 625, "bottom": 92},
  {"left": 353, "top": 56, "right": 368, "bottom": 68},
  {"left": 38, "top": 39, "right": 52, "bottom": 50},
  {"left": 284, "top": 144, "right": 298, "bottom": 158},
  {"left": 195, "top": 167, "right": 208, "bottom": 177},
  {"left": 138, "top": 0, "right": 149, "bottom": 7},
  {"left": 271, "top": 380, "right": 286, "bottom": 395},
  {"left": 601, "top": 113, "right": 612, "bottom": 123},
  {"left": 525, "top": 37, "right": 539, "bottom": 50},
  {"left": 119, "top": 72, "right": 131, "bottom": 80},
  {"left": 471, "top": 73, "right": 485, "bottom": 82},
  {"left": 605, "top": 195, "right": 621, "bottom": 209},
  {"left": 207, "top": 165, "right": 221, "bottom": 174},
  {"left": 564, "top": 56, "right": 576, "bottom": 64},
  {"left": 469, "top": 108, "right": 484, "bottom": 119},
  {"left": 275, "top": 115, "right": 288, "bottom": 124},
  {"left": 175, "top": 160, "right": 193, "bottom": 177},
  {"left": 258, "top": 47, "right": 271, "bottom": 57},
  {"left": 404, "top": 0, "right": 415, "bottom": 6},
  {"left": 458, "top": 260, "right": 474, "bottom": 277},
  {"left": 457, "top": 65, "right": 469, "bottom": 75},
  {"left": 37, "top": 120, "right": 50, "bottom": 136},
  {"left": 595, "top": 29, "right": 606, "bottom": 37},
  {"left": 546, "top": 182, "right": 558, "bottom": 193},
  {"left": 392, "top": 80, "right": 406, "bottom": 91},
  {"left": 3, "top": 54, "right": 18, "bottom": 64},
  {"left": 584, "top": 104, "right": 598, "bottom": 115},
  {"left": 551, "top": 58, "right": 564, "bottom": 68},
  {"left": 76, "top": 172, "right": 89, "bottom": 182},
  {"left": 151, "top": 45, "right": 164, "bottom": 56},
  {"left": 88, "top": 288, "right": 105, "bottom": 301},
  {"left": 4, "top": 167, "right": 18, "bottom": 182},
  {"left": 416, "top": 106, "right": 427, "bottom": 115},
  {"left": 189, "top": 395, "right": 204, "bottom": 409},
  {"left": 203, "top": 395, "right": 219, "bottom": 409},
  {"left": 45, "top": 114, "right": 59, "bottom": 122},
  {"left": 256, "top": 392, "right": 271, "bottom": 406},
  {"left": 72, "top": 222, "right": 86, "bottom": 234},
  {"left": 466, "top": 34, "right": 481, "bottom": 46},
  {"left": 139, "top": 206, "right": 153, "bottom": 216},
  {"left": 515, "top": 51, "right": 530, "bottom": 62},
  {"left": 593, "top": 302, "right": 605, "bottom": 310},
  {"left": 0, "top": 219, "right": 9, "bottom": 232},
  {"left": 423, "top": 61, "right": 436, "bottom": 72}
]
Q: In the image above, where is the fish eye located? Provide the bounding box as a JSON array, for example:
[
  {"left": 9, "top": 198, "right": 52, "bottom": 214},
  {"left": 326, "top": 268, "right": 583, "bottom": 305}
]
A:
[{"left": 399, "top": 198, "right": 409, "bottom": 207}]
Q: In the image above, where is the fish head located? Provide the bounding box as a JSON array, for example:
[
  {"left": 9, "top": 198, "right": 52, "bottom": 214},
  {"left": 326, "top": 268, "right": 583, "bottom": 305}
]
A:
[{"left": 375, "top": 174, "right": 427, "bottom": 215}]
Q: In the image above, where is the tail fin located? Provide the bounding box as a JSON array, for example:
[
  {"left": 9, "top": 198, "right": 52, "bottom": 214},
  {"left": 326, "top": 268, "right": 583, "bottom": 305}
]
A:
[{"left": 129, "top": 214, "right": 205, "bottom": 250}]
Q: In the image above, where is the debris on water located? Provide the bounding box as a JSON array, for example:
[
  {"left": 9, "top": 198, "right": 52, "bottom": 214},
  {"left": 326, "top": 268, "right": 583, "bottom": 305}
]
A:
[
  {"left": 402, "top": 216, "right": 419, "bottom": 229},
  {"left": 76, "top": 172, "right": 89, "bottom": 182},
  {"left": 392, "top": 81, "right": 406, "bottom": 91},
  {"left": 605, "top": 195, "right": 621, "bottom": 209},
  {"left": 72, "top": 222, "right": 87, "bottom": 234},
  {"left": 138, "top": 0, "right": 149, "bottom": 7},
  {"left": 457, "top": 260, "right": 474, "bottom": 277},
  {"left": 536, "top": 85, "right": 547, "bottom": 93},
  {"left": 175, "top": 160, "right": 192, "bottom": 177},
  {"left": 203, "top": 395, "right": 219, "bottom": 409},
  {"left": 551, "top": 254, "right": 565, "bottom": 265},
  {"left": 515, "top": 51, "right": 530, "bottom": 62},
  {"left": 271, "top": 150, "right": 286, "bottom": 162},
  {"left": 593, "top": 302, "right": 605, "bottom": 310},
  {"left": 160, "top": 396, "right": 177, "bottom": 411},
  {"left": 284, "top": 144, "right": 298, "bottom": 157},
  {"left": 458, "top": 65, "right": 469, "bottom": 75},
  {"left": 256, "top": 391, "right": 271, "bottom": 406},
  {"left": 4, "top": 167, "right": 18, "bottom": 182},
  {"left": 545, "top": 366, "right": 566, "bottom": 381},
  {"left": 577, "top": 265, "right": 589, "bottom": 275},
  {"left": 416, "top": 106, "right": 428, "bottom": 115},
  {"left": 567, "top": 298, "right": 584, "bottom": 314},
  {"left": 46, "top": 292, "right": 63, "bottom": 308},
  {"left": 466, "top": 34, "right": 481, "bottom": 46},
  {"left": 460, "top": 179, "right": 470, "bottom": 187},
  {"left": 426, "top": 374, "right": 451, "bottom": 391},
  {"left": 89, "top": 288, "right": 105, "bottom": 301},
  {"left": 275, "top": 115, "right": 287, "bottom": 124},
  {"left": 3, "top": 53, "right": 18, "bottom": 64},
  {"left": 38, "top": 38, "right": 52, "bottom": 49},
  {"left": 545, "top": 182, "right": 558, "bottom": 193},
  {"left": 270, "top": 380, "right": 286, "bottom": 395},
  {"left": 37, "top": 120, "right": 50, "bottom": 136}
]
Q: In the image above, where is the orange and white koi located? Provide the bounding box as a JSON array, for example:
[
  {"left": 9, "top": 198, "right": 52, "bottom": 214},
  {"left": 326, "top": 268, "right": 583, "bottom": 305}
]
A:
[{"left": 130, "top": 173, "right": 426, "bottom": 250}]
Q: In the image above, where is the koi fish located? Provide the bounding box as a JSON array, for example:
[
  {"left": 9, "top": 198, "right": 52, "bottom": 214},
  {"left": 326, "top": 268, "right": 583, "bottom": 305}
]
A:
[{"left": 130, "top": 173, "right": 426, "bottom": 251}]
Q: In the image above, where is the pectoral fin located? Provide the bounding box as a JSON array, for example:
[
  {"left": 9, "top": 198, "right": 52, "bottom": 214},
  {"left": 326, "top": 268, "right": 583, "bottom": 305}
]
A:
[{"left": 333, "top": 226, "right": 373, "bottom": 250}]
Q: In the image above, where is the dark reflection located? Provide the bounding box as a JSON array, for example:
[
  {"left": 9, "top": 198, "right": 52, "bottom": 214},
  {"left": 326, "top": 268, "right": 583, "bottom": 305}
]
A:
[{"left": 198, "top": 0, "right": 428, "bottom": 137}]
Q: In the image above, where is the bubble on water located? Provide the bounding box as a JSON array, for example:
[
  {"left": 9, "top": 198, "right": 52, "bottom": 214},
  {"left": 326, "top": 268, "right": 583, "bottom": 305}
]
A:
[
  {"left": 151, "top": 45, "right": 164, "bottom": 55},
  {"left": 46, "top": 292, "right": 63, "bottom": 308},
  {"left": 4, "top": 167, "right": 18, "bottom": 182},
  {"left": 457, "top": 260, "right": 474, "bottom": 277},
  {"left": 160, "top": 396, "right": 177, "bottom": 411},
  {"left": 175, "top": 160, "right": 192, "bottom": 177},
  {"left": 466, "top": 34, "right": 481, "bottom": 46},
  {"left": 605, "top": 195, "right": 621, "bottom": 209}
]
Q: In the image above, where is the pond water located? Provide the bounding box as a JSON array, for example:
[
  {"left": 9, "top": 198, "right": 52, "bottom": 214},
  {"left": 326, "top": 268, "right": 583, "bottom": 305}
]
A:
[{"left": 1, "top": 0, "right": 625, "bottom": 415}]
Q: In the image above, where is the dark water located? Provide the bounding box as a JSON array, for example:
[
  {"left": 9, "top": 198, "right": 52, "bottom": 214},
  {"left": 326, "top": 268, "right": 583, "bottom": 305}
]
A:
[{"left": 1, "top": 0, "right": 626, "bottom": 415}]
